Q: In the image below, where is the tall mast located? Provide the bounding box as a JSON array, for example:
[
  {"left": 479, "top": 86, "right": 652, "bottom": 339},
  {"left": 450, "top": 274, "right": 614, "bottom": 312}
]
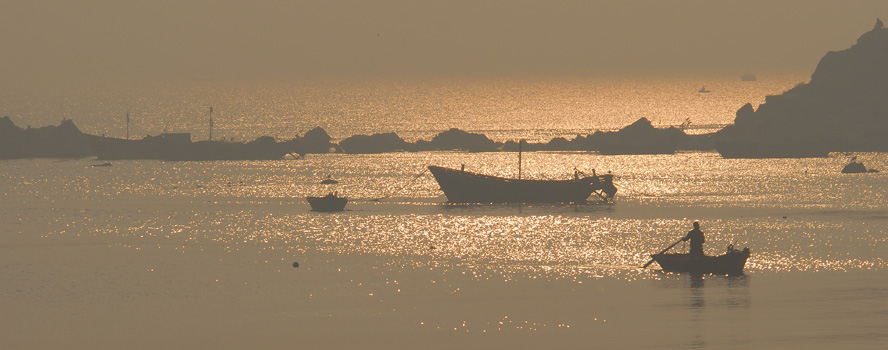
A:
[
  {"left": 125, "top": 113, "right": 130, "bottom": 140},
  {"left": 209, "top": 107, "right": 214, "bottom": 141}
]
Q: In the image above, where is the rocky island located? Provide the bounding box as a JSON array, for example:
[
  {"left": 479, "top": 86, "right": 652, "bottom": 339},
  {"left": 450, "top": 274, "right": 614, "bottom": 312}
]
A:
[
  {"left": 714, "top": 19, "right": 888, "bottom": 158},
  {"left": 0, "top": 116, "right": 339, "bottom": 161},
  {"left": 6, "top": 20, "right": 885, "bottom": 161}
]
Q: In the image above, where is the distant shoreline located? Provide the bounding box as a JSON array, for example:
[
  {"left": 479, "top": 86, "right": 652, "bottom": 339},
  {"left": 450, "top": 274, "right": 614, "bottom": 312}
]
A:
[{"left": 1, "top": 116, "right": 713, "bottom": 160}]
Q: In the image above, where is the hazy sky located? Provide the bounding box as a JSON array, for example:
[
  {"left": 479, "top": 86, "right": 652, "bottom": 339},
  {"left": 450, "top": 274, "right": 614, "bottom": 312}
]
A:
[{"left": 1, "top": 0, "right": 886, "bottom": 84}]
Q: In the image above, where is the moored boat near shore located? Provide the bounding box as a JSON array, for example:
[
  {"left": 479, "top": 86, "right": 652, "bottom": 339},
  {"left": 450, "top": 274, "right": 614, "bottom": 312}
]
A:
[
  {"left": 651, "top": 247, "right": 751, "bottom": 275},
  {"left": 428, "top": 165, "right": 617, "bottom": 204}
]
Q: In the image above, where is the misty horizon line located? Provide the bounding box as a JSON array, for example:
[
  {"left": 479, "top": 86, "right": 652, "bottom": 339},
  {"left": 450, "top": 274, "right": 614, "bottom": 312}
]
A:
[
  {"left": 3, "top": 69, "right": 815, "bottom": 92},
  {"left": 3, "top": 2, "right": 884, "bottom": 88}
]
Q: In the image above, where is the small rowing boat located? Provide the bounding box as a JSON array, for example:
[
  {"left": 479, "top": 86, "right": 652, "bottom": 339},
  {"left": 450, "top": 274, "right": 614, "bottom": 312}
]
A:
[{"left": 651, "top": 247, "right": 750, "bottom": 275}]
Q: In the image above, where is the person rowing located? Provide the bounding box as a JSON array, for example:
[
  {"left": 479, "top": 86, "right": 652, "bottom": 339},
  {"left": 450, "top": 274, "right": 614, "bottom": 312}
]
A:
[{"left": 682, "top": 221, "right": 706, "bottom": 258}]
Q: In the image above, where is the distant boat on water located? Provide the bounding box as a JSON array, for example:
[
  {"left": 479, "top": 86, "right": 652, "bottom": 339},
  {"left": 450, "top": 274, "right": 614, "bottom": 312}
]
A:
[
  {"left": 741, "top": 73, "right": 757, "bottom": 81},
  {"left": 428, "top": 166, "right": 617, "bottom": 203},
  {"left": 306, "top": 193, "right": 348, "bottom": 212},
  {"left": 698, "top": 86, "right": 710, "bottom": 93},
  {"left": 91, "top": 162, "right": 112, "bottom": 167},
  {"left": 320, "top": 175, "right": 339, "bottom": 184}
]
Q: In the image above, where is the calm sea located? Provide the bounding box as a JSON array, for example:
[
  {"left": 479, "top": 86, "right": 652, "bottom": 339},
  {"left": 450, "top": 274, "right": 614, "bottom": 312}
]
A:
[
  {"left": 2, "top": 75, "right": 886, "bottom": 349},
  {"left": 2, "top": 74, "right": 806, "bottom": 141}
]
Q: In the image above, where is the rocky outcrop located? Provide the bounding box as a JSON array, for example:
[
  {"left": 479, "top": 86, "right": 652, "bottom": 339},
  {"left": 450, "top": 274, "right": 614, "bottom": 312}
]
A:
[
  {"left": 339, "top": 133, "right": 411, "bottom": 153},
  {"left": 3, "top": 117, "right": 714, "bottom": 159},
  {"left": 299, "top": 126, "right": 340, "bottom": 153},
  {"left": 714, "top": 20, "right": 888, "bottom": 158},
  {"left": 415, "top": 128, "right": 500, "bottom": 152},
  {"left": 0, "top": 116, "right": 93, "bottom": 159},
  {"left": 587, "top": 117, "right": 684, "bottom": 155}
]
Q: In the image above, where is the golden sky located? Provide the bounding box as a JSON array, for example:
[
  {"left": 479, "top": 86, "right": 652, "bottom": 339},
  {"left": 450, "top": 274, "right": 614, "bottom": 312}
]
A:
[{"left": 1, "top": 0, "right": 886, "bottom": 83}]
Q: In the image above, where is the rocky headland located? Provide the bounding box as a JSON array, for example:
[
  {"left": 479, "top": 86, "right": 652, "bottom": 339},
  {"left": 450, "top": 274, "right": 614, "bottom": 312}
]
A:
[
  {"left": 8, "top": 20, "right": 885, "bottom": 161},
  {"left": 0, "top": 117, "right": 94, "bottom": 159},
  {"left": 714, "top": 19, "right": 888, "bottom": 158}
]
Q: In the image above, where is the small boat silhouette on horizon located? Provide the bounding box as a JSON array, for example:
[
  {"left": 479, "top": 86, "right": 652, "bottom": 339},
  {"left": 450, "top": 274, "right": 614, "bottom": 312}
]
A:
[{"left": 320, "top": 175, "right": 339, "bottom": 184}]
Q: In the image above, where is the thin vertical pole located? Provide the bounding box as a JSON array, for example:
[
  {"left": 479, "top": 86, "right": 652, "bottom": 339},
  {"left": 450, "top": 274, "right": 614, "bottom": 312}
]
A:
[
  {"left": 209, "top": 107, "right": 214, "bottom": 141},
  {"left": 125, "top": 113, "right": 130, "bottom": 140},
  {"left": 518, "top": 139, "right": 523, "bottom": 180}
]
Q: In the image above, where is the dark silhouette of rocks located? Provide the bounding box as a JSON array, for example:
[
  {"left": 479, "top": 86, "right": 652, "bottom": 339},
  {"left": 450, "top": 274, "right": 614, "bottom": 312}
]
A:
[
  {"left": 299, "top": 127, "right": 340, "bottom": 154},
  {"left": 3, "top": 115, "right": 716, "bottom": 159},
  {"left": 542, "top": 137, "right": 573, "bottom": 151},
  {"left": 1, "top": 116, "right": 93, "bottom": 159},
  {"left": 841, "top": 156, "right": 879, "bottom": 173},
  {"left": 715, "top": 20, "right": 888, "bottom": 158},
  {"left": 340, "top": 132, "right": 411, "bottom": 153},
  {"left": 12, "top": 22, "right": 887, "bottom": 160},
  {"left": 0, "top": 116, "right": 22, "bottom": 159},
  {"left": 587, "top": 117, "right": 684, "bottom": 155},
  {"left": 416, "top": 128, "right": 500, "bottom": 152},
  {"left": 164, "top": 136, "right": 293, "bottom": 161},
  {"left": 93, "top": 133, "right": 189, "bottom": 160},
  {"left": 0, "top": 117, "right": 340, "bottom": 160},
  {"left": 93, "top": 132, "right": 304, "bottom": 161}
]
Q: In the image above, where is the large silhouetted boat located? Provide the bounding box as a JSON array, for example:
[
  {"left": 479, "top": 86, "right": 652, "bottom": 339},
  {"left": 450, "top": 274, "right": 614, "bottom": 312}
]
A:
[
  {"left": 428, "top": 165, "right": 617, "bottom": 203},
  {"left": 651, "top": 247, "right": 750, "bottom": 275}
]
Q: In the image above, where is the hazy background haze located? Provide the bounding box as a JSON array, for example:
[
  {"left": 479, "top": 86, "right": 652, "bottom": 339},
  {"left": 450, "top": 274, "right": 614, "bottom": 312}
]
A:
[{"left": 2, "top": 0, "right": 887, "bottom": 86}]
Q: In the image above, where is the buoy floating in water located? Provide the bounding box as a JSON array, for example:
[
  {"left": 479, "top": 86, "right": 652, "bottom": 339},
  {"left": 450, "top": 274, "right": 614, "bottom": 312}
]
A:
[{"left": 292, "top": 262, "right": 300, "bottom": 268}]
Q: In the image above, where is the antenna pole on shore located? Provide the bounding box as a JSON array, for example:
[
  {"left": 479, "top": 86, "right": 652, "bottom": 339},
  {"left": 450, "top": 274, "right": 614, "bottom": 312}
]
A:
[
  {"left": 209, "top": 107, "right": 214, "bottom": 141},
  {"left": 518, "top": 139, "right": 523, "bottom": 180}
]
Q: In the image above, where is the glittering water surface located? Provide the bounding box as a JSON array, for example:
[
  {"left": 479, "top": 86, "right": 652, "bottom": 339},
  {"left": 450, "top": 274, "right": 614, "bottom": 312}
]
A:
[
  {"left": 3, "top": 76, "right": 888, "bottom": 348},
  {"left": 1, "top": 74, "right": 806, "bottom": 142},
  {"left": 5, "top": 152, "right": 886, "bottom": 278}
]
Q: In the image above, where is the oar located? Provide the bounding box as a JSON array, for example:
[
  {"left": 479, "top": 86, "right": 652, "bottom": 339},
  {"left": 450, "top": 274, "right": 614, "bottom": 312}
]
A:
[{"left": 641, "top": 238, "right": 684, "bottom": 268}]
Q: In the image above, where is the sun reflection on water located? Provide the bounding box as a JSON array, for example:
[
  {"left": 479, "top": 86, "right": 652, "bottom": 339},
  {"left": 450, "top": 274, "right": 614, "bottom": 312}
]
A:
[
  {"left": 4, "top": 150, "right": 887, "bottom": 282},
  {"left": 58, "top": 206, "right": 886, "bottom": 281}
]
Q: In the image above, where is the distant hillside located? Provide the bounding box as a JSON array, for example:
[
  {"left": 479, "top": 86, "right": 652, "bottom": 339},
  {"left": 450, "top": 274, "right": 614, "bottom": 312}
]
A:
[
  {"left": 0, "top": 116, "right": 93, "bottom": 159},
  {"left": 714, "top": 19, "right": 888, "bottom": 158}
]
